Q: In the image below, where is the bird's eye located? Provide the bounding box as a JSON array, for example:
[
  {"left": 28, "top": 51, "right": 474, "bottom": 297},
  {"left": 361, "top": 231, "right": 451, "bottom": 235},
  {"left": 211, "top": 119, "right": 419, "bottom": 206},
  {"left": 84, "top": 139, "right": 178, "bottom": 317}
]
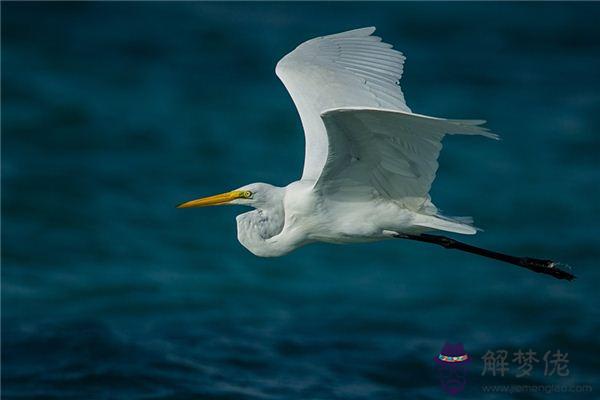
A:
[{"left": 243, "top": 191, "right": 253, "bottom": 198}]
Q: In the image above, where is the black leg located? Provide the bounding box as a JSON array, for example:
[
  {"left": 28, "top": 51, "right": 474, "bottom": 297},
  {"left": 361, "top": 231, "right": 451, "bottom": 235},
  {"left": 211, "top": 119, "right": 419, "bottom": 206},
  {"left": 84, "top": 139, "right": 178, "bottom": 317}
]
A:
[{"left": 393, "top": 233, "right": 575, "bottom": 281}]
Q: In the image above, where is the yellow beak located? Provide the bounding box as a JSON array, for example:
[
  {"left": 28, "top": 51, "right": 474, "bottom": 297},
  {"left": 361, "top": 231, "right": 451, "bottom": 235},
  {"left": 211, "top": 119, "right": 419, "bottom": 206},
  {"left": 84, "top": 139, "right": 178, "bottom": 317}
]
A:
[{"left": 177, "top": 190, "right": 246, "bottom": 208}]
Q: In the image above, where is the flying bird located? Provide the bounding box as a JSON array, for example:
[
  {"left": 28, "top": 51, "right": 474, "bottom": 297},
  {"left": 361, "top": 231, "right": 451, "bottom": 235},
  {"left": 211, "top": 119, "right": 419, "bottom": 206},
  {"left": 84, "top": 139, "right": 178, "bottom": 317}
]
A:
[{"left": 178, "top": 27, "right": 573, "bottom": 280}]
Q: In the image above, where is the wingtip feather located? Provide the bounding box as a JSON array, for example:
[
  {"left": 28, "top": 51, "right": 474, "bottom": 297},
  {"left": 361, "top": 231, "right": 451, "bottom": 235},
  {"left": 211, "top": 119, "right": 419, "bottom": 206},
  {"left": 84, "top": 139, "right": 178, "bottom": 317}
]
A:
[{"left": 328, "top": 26, "right": 376, "bottom": 38}]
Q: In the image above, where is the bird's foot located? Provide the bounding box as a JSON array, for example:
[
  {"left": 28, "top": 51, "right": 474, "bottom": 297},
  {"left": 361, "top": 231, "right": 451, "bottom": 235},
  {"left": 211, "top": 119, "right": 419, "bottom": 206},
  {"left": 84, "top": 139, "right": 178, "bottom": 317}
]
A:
[{"left": 518, "top": 257, "right": 575, "bottom": 281}]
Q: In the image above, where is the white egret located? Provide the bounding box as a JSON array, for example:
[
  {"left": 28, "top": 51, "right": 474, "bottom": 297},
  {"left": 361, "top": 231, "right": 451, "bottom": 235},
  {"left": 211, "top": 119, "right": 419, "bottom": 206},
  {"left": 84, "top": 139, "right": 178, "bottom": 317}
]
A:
[{"left": 178, "top": 27, "right": 573, "bottom": 280}]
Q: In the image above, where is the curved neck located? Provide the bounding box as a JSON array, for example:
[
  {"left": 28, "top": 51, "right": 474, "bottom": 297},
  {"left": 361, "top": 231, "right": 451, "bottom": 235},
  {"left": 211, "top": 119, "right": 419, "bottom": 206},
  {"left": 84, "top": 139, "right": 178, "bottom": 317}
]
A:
[{"left": 235, "top": 188, "right": 293, "bottom": 257}]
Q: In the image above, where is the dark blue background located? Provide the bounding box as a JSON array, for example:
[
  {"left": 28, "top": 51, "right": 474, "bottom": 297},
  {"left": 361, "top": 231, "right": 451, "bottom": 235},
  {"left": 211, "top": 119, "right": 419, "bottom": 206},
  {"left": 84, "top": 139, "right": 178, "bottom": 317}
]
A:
[{"left": 2, "top": 2, "right": 599, "bottom": 399}]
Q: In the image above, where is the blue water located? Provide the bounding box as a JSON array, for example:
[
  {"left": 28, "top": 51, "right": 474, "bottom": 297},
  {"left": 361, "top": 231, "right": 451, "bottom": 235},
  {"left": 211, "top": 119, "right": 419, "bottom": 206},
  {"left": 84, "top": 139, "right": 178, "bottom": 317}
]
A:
[{"left": 2, "top": 3, "right": 599, "bottom": 399}]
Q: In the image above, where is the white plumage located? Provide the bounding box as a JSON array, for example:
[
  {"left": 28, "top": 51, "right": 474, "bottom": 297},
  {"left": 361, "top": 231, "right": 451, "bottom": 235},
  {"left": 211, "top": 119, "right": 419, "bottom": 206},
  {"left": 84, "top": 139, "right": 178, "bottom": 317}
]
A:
[
  {"left": 275, "top": 26, "right": 412, "bottom": 180},
  {"left": 178, "top": 27, "right": 497, "bottom": 257}
]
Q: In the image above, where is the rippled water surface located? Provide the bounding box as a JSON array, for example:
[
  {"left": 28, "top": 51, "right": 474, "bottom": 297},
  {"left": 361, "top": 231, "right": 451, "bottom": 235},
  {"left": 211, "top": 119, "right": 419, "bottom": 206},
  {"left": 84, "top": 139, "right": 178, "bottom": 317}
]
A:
[{"left": 2, "top": 3, "right": 600, "bottom": 399}]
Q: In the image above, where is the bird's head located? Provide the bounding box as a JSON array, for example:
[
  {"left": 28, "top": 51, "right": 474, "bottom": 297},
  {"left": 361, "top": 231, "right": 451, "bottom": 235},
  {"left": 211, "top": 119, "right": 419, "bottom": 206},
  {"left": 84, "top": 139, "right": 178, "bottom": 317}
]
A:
[{"left": 177, "top": 183, "right": 278, "bottom": 209}]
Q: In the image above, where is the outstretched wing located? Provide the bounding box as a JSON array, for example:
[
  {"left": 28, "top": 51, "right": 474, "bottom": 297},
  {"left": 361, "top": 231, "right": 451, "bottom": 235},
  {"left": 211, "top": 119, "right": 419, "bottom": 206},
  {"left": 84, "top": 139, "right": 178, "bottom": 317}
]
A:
[
  {"left": 315, "top": 108, "right": 498, "bottom": 211},
  {"left": 276, "top": 27, "right": 410, "bottom": 181}
]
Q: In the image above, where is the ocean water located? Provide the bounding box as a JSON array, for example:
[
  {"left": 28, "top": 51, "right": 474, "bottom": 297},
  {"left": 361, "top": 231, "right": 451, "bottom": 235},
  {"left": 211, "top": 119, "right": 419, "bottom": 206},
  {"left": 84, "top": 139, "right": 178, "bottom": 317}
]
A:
[{"left": 2, "top": 2, "right": 599, "bottom": 399}]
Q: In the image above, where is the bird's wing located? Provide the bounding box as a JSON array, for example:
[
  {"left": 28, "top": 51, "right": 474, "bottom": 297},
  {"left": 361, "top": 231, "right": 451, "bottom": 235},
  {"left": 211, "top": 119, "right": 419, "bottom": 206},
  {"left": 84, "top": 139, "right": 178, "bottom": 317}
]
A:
[
  {"left": 315, "top": 107, "right": 498, "bottom": 211},
  {"left": 276, "top": 27, "right": 410, "bottom": 181}
]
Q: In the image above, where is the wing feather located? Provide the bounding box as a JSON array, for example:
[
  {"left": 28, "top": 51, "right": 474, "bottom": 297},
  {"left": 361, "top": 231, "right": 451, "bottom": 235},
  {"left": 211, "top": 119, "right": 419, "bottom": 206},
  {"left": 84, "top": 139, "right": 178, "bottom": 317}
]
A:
[
  {"left": 276, "top": 27, "right": 410, "bottom": 180},
  {"left": 315, "top": 108, "right": 497, "bottom": 211}
]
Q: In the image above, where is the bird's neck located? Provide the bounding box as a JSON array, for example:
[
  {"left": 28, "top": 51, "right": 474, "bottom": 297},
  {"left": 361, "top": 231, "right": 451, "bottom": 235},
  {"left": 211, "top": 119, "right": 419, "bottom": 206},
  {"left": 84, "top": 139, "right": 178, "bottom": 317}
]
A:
[{"left": 235, "top": 191, "right": 295, "bottom": 257}]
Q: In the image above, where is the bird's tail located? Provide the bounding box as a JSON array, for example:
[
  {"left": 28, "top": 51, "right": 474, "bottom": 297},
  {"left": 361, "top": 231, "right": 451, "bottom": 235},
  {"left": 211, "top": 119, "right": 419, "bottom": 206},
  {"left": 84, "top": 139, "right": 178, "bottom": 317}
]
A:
[{"left": 412, "top": 214, "right": 478, "bottom": 235}]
